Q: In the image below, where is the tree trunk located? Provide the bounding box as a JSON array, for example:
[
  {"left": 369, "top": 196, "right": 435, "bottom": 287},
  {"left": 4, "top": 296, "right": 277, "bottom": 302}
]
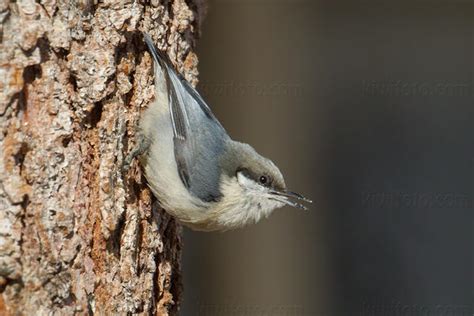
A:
[{"left": 0, "top": 0, "right": 204, "bottom": 314}]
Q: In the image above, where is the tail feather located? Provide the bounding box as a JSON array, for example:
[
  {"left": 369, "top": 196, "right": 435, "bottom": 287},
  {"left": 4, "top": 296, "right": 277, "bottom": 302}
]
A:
[
  {"left": 143, "top": 33, "right": 189, "bottom": 141},
  {"left": 143, "top": 34, "right": 175, "bottom": 71}
]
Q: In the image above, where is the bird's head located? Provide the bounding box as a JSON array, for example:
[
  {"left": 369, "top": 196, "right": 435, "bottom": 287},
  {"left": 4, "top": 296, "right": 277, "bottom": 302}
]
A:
[{"left": 221, "top": 142, "right": 311, "bottom": 213}]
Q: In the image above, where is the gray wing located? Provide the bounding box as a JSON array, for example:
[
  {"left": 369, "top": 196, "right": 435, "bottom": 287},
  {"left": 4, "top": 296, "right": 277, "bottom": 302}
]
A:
[{"left": 145, "top": 34, "right": 228, "bottom": 202}]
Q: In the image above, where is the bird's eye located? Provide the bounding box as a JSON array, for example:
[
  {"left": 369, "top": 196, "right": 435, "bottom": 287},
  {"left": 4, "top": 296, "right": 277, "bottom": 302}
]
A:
[{"left": 259, "top": 175, "right": 268, "bottom": 185}]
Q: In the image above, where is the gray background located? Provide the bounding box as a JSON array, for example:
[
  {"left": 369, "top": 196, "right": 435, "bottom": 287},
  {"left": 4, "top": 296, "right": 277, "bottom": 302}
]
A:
[{"left": 182, "top": 1, "right": 473, "bottom": 315}]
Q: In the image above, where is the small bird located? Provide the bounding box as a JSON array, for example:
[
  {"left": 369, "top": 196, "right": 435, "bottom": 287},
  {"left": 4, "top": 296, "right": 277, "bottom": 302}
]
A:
[{"left": 139, "top": 34, "right": 311, "bottom": 231}]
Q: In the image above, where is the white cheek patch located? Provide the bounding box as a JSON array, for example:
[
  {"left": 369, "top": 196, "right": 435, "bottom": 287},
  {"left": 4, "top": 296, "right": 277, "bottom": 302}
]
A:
[
  {"left": 237, "top": 172, "right": 264, "bottom": 193},
  {"left": 236, "top": 171, "right": 283, "bottom": 209},
  {"left": 214, "top": 173, "right": 285, "bottom": 230}
]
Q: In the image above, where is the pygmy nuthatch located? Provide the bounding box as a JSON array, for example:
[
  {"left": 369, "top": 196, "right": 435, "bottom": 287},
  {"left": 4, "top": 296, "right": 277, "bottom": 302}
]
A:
[{"left": 138, "top": 34, "right": 311, "bottom": 231}]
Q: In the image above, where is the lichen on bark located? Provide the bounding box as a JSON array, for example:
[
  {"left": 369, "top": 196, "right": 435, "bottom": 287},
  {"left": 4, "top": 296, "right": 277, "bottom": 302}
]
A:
[{"left": 0, "top": 0, "right": 204, "bottom": 314}]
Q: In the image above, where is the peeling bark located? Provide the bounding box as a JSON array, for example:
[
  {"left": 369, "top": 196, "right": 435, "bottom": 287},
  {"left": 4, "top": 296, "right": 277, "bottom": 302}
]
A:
[{"left": 0, "top": 0, "right": 204, "bottom": 314}]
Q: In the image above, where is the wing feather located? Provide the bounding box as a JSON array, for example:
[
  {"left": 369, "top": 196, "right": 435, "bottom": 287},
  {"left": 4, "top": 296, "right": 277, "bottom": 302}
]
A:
[{"left": 144, "top": 34, "right": 227, "bottom": 202}]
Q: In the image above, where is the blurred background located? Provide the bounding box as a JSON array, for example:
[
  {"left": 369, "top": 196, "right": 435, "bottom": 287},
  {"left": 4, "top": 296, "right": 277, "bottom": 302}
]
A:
[{"left": 182, "top": 1, "right": 473, "bottom": 315}]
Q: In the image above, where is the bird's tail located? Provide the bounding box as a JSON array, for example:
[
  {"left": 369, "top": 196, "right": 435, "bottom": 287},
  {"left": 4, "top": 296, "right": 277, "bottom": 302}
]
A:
[
  {"left": 142, "top": 34, "right": 173, "bottom": 116},
  {"left": 143, "top": 33, "right": 190, "bottom": 140},
  {"left": 143, "top": 34, "right": 176, "bottom": 73}
]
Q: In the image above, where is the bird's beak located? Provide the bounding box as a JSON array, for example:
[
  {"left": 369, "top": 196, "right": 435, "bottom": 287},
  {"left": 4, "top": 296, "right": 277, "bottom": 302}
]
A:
[{"left": 269, "top": 190, "right": 312, "bottom": 210}]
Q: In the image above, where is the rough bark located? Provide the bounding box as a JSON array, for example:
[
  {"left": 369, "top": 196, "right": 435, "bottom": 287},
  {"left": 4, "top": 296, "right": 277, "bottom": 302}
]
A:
[{"left": 0, "top": 0, "right": 204, "bottom": 314}]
